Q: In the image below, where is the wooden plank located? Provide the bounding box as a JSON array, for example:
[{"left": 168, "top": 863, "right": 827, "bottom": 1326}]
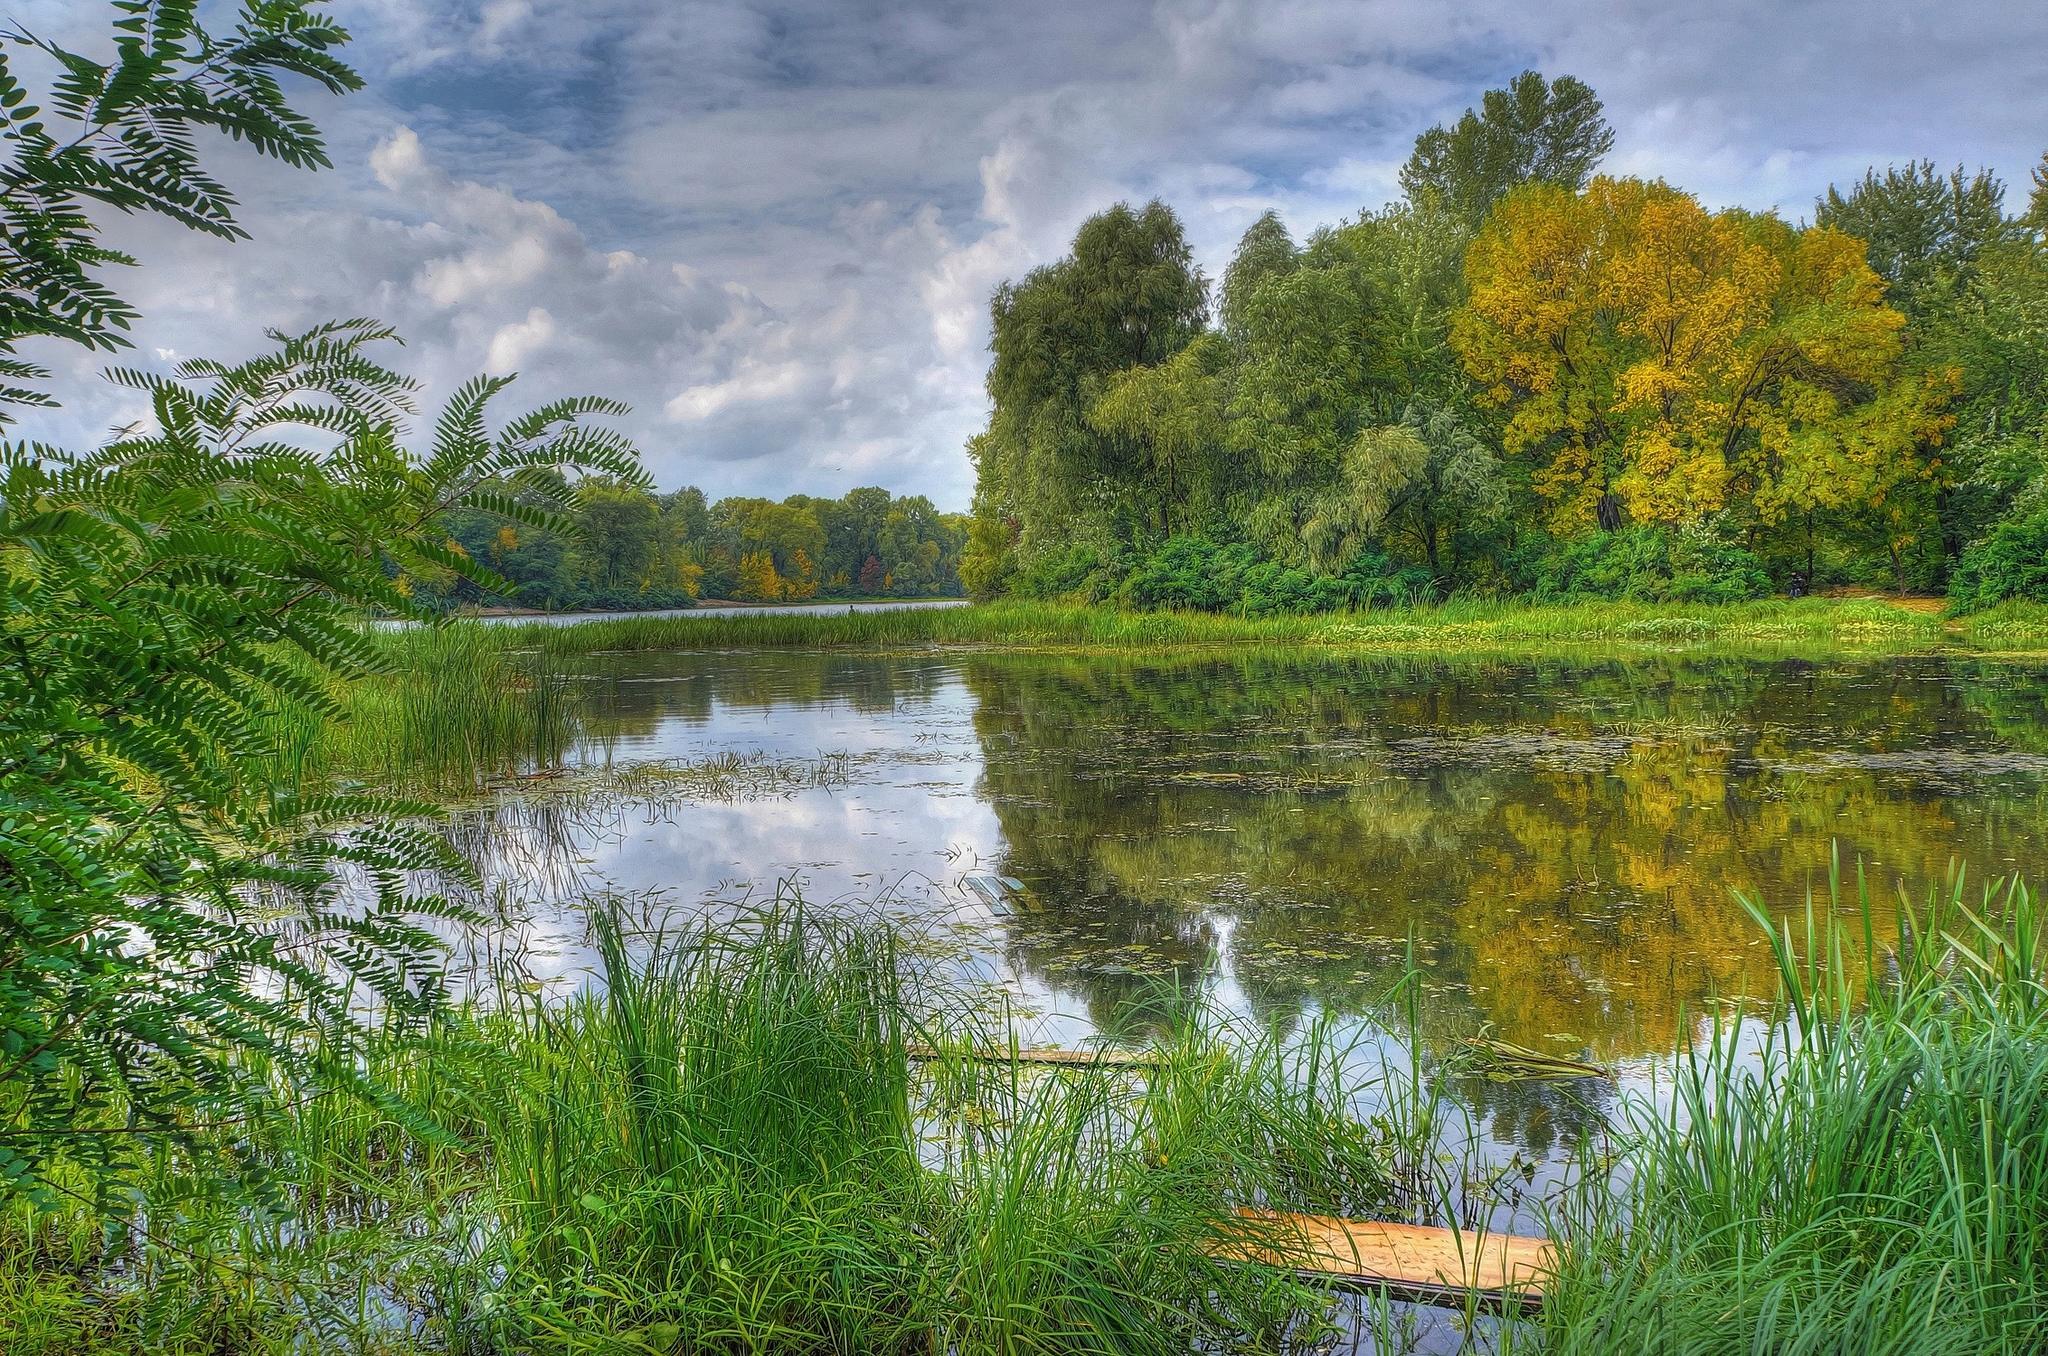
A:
[
  {"left": 905, "top": 1043, "right": 1161, "bottom": 1068},
  {"left": 1213, "top": 1210, "right": 1553, "bottom": 1313}
]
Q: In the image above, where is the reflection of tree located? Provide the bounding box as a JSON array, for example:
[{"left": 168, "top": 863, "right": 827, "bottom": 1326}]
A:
[{"left": 965, "top": 651, "right": 2048, "bottom": 1060}]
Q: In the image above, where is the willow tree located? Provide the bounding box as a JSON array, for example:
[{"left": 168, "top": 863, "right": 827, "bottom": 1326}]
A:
[
  {"left": 965, "top": 201, "right": 1208, "bottom": 583},
  {"left": 1454, "top": 177, "right": 1953, "bottom": 558}
]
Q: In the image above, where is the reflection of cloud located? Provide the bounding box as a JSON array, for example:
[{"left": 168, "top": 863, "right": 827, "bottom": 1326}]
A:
[{"left": 19, "top": 0, "right": 2040, "bottom": 506}]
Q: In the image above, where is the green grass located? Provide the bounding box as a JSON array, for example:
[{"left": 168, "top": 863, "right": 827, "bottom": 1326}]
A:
[
  {"left": 9, "top": 870, "right": 2044, "bottom": 1353},
  {"left": 274, "top": 623, "right": 579, "bottom": 794},
  {"left": 486, "top": 596, "right": 2048, "bottom": 658},
  {"left": 1536, "top": 862, "right": 2048, "bottom": 1354},
  {"left": 3, "top": 904, "right": 1432, "bottom": 1354}
]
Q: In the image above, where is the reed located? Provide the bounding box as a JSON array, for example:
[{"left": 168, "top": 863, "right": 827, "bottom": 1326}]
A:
[
  {"left": 1536, "top": 861, "right": 2048, "bottom": 1354},
  {"left": 280, "top": 623, "right": 580, "bottom": 794},
  {"left": 478, "top": 596, "right": 1995, "bottom": 658}
]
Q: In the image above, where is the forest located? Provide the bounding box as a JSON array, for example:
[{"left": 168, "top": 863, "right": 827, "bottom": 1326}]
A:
[
  {"left": 417, "top": 481, "right": 969, "bottom": 611},
  {"left": 963, "top": 73, "right": 2048, "bottom": 615}
]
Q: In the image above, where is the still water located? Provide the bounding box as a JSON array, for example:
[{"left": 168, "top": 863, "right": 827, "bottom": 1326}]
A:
[{"left": 443, "top": 647, "right": 2048, "bottom": 1218}]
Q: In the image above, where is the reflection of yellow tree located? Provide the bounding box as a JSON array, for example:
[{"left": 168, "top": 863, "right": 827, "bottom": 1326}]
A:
[{"left": 964, "top": 651, "right": 2048, "bottom": 1060}]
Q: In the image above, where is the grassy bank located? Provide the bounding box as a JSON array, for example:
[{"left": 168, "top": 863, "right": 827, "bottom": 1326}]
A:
[
  {"left": 5, "top": 871, "right": 2043, "bottom": 1353},
  {"left": 497, "top": 597, "right": 2048, "bottom": 658},
  {"left": 0, "top": 905, "right": 1432, "bottom": 1355},
  {"left": 1537, "top": 866, "right": 2048, "bottom": 1353}
]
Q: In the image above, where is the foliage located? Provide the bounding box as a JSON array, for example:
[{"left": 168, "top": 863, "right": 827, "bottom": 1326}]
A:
[
  {"left": 1457, "top": 177, "right": 1953, "bottom": 538},
  {"left": 1815, "top": 161, "right": 2015, "bottom": 318},
  {"left": 1398, "top": 70, "right": 1614, "bottom": 226},
  {"left": 1528, "top": 524, "right": 1772, "bottom": 603},
  {"left": 0, "top": 314, "right": 645, "bottom": 1202},
  {"left": 967, "top": 72, "right": 2045, "bottom": 615},
  {"left": 0, "top": 0, "right": 361, "bottom": 416},
  {"left": 432, "top": 482, "right": 967, "bottom": 611},
  {"left": 1949, "top": 494, "right": 2048, "bottom": 610}
]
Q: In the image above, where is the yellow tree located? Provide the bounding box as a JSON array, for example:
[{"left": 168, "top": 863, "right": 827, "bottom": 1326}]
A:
[
  {"left": 783, "top": 547, "right": 820, "bottom": 600},
  {"left": 1454, "top": 177, "right": 1949, "bottom": 536},
  {"left": 735, "top": 550, "right": 784, "bottom": 603}
]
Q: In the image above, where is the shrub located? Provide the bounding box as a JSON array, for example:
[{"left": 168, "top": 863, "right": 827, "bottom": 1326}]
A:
[
  {"left": 1117, "top": 536, "right": 1257, "bottom": 611},
  {"left": 1949, "top": 500, "right": 2048, "bottom": 612},
  {"left": 1536, "top": 525, "right": 1771, "bottom": 603}
]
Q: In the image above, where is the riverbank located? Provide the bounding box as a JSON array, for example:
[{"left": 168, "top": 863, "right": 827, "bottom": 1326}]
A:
[
  {"left": 6, "top": 875, "right": 2041, "bottom": 1354},
  {"left": 488, "top": 596, "right": 2048, "bottom": 658}
]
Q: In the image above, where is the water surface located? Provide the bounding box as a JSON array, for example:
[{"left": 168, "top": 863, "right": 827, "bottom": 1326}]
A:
[{"left": 446, "top": 647, "right": 2048, "bottom": 1207}]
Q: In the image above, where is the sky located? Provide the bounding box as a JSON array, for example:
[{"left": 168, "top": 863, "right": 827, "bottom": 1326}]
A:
[{"left": 16, "top": 0, "right": 2048, "bottom": 510}]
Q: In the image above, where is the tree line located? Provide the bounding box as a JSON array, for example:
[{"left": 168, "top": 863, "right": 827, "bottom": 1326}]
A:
[
  {"left": 964, "top": 72, "right": 2048, "bottom": 613},
  {"left": 414, "top": 480, "right": 971, "bottom": 611}
]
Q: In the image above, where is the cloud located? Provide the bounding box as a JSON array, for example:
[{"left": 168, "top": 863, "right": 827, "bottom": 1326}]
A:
[{"left": 13, "top": 0, "right": 2044, "bottom": 510}]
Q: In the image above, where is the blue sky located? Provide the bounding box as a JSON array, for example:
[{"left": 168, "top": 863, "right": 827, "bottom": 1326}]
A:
[{"left": 18, "top": 0, "right": 2048, "bottom": 509}]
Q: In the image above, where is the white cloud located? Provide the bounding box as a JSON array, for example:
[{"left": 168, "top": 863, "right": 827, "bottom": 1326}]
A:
[{"left": 13, "top": 0, "right": 2044, "bottom": 511}]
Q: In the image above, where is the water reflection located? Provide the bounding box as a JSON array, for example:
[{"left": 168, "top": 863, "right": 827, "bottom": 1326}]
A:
[{"left": 441, "top": 646, "right": 2048, "bottom": 1102}]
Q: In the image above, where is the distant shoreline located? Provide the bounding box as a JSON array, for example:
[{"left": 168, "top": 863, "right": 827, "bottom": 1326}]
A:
[{"left": 450, "top": 595, "right": 968, "bottom": 619}]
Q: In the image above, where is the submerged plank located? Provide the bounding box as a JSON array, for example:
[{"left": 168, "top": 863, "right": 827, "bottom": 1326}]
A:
[
  {"left": 1216, "top": 1210, "right": 1553, "bottom": 1313},
  {"left": 905, "top": 1043, "right": 1161, "bottom": 1068}
]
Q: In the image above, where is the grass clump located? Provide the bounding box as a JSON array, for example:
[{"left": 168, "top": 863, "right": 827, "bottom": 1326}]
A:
[
  {"left": 279, "top": 622, "right": 579, "bottom": 794},
  {"left": 450, "top": 904, "right": 1406, "bottom": 1353},
  {"left": 1538, "top": 864, "right": 2048, "bottom": 1354}
]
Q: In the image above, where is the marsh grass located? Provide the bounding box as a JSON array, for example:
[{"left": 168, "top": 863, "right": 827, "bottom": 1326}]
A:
[
  {"left": 1537, "top": 861, "right": 2048, "bottom": 1354},
  {"left": 495, "top": 597, "right": 1997, "bottom": 658},
  {"left": 277, "top": 624, "right": 580, "bottom": 794}
]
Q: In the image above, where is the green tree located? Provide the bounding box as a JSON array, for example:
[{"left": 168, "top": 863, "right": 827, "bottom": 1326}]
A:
[
  {"left": 1086, "top": 332, "right": 1234, "bottom": 537},
  {"left": 1815, "top": 162, "right": 2015, "bottom": 319},
  {"left": 971, "top": 201, "right": 1209, "bottom": 576},
  {"left": 1219, "top": 210, "right": 1298, "bottom": 340},
  {"left": 1399, "top": 71, "right": 1613, "bottom": 226},
  {"left": 573, "top": 478, "right": 660, "bottom": 591}
]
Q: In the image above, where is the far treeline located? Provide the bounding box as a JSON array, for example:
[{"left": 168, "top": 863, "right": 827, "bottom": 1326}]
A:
[
  {"left": 415, "top": 482, "right": 971, "bottom": 611},
  {"left": 964, "top": 73, "right": 2048, "bottom": 615}
]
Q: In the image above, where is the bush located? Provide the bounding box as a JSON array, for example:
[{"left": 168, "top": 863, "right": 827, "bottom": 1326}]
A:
[
  {"left": 1535, "top": 525, "right": 1770, "bottom": 603},
  {"left": 1949, "top": 501, "right": 2048, "bottom": 612},
  {"left": 1117, "top": 536, "right": 1258, "bottom": 611},
  {"left": 1012, "top": 542, "right": 1124, "bottom": 602}
]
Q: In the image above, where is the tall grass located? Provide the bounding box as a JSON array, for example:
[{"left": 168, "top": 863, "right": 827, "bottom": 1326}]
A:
[
  {"left": 442, "top": 903, "right": 1416, "bottom": 1353},
  {"left": 485, "top": 596, "right": 1985, "bottom": 658},
  {"left": 1538, "top": 863, "right": 2048, "bottom": 1354},
  {"left": 279, "top": 623, "right": 579, "bottom": 794},
  {"left": 8, "top": 870, "right": 2046, "bottom": 1353}
]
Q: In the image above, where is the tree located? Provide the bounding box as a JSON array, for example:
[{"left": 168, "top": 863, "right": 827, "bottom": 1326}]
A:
[
  {"left": 1229, "top": 202, "right": 1470, "bottom": 559},
  {"left": 1086, "top": 333, "right": 1234, "bottom": 537},
  {"left": 0, "top": 1, "right": 360, "bottom": 417},
  {"left": 2029, "top": 152, "right": 2048, "bottom": 239},
  {"left": 784, "top": 547, "right": 819, "bottom": 600},
  {"left": 1399, "top": 71, "right": 1613, "bottom": 226},
  {"left": 1, "top": 322, "right": 644, "bottom": 1195},
  {"left": 1454, "top": 177, "right": 1950, "bottom": 540},
  {"left": 573, "top": 478, "right": 660, "bottom": 590},
  {"left": 1220, "top": 211, "right": 1298, "bottom": 339},
  {"left": 858, "top": 554, "right": 885, "bottom": 595},
  {"left": 971, "top": 201, "right": 1209, "bottom": 575},
  {"left": 734, "top": 550, "right": 783, "bottom": 602},
  {"left": 1816, "top": 162, "right": 2014, "bottom": 319}
]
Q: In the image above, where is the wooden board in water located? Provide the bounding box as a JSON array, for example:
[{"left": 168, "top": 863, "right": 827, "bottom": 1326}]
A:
[
  {"left": 905, "top": 1044, "right": 1161, "bottom": 1068},
  {"left": 1215, "top": 1210, "right": 1553, "bottom": 1313}
]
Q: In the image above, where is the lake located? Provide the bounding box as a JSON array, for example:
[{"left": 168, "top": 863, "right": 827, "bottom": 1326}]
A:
[{"left": 442, "top": 646, "right": 2048, "bottom": 1197}]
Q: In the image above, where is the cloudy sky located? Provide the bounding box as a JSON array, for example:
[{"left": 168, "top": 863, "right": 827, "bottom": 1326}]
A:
[{"left": 18, "top": 0, "right": 2048, "bottom": 508}]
